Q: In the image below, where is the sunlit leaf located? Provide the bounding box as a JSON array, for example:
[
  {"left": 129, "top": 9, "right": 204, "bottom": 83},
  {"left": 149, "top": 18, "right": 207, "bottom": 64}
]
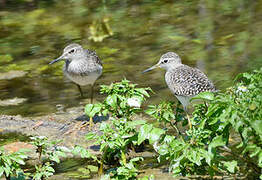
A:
[
  {"left": 222, "top": 160, "right": 238, "bottom": 173},
  {"left": 191, "top": 92, "right": 215, "bottom": 101}
]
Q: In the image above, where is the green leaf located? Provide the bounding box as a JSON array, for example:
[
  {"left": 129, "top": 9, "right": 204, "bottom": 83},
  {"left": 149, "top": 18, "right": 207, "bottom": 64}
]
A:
[
  {"left": 191, "top": 92, "right": 215, "bottom": 101},
  {"left": 223, "top": 160, "right": 238, "bottom": 173},
  {"left": 0, "top": 167, "right": 4, "bottom": 177},
  {"left": 50, "top": 154, "right": 60, "bottom": 163},
  {"left": 85, "top": 104, "right": 94, "bottom": 115},
  {"left": 208, "top": 135, "right": 226, "bottom": 152},
  {"left": 13, "top": 158, "right": 25, "bottom": 165},
  {"left": 136, "top": 88, "right": 150, "bottom": 97},
  {"left": 138, "top": 124, "right": 153, "bottom": 145},
  {"left": 128, "top": 120, "right": 146, "bottom": 127},
  {"left": 250, "top": 120, "right": 262, "bottom": 136},
  {"left": 86, "top": 132, "right": 96, "bottom": 141},
  {"left": 90, "top": 105, "right": 102, "bottom": 117},
  {"left": 106, "top": 94, "right": 117, "bottom": 107},
  {"left": 157, "top": 144, "right": 169, "bottom": 155},
  {"left": 149, "top": 128, "right": 165, "bottom": 144}
]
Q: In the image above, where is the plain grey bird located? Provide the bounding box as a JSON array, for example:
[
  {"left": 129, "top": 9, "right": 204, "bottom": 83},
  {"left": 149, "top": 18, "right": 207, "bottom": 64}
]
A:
[
  {"left": 49, "top": 43, "right": 103, "bottom": 129},
  {"left": 142, "top": 52, "right": 216, "bottom": 128}
]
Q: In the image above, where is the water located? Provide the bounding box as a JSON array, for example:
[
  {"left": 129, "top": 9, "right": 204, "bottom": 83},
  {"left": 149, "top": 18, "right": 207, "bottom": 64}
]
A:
[{"left": 0, "top": 0, "right": 262, "bottom": 116}]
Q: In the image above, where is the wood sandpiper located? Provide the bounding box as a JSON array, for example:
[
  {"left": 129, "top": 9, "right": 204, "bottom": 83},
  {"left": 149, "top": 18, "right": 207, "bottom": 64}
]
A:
[
  {"left": 142, "top": 52, "right": 216, "bottom": 128},
  {"left": 49, "top": 43, "right": 103, "bottom": 130}
]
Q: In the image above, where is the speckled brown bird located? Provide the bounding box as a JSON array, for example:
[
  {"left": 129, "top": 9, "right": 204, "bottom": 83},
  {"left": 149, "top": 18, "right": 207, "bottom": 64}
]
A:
[{"left": 143, "top": 52, "right": 216, "bottom": 128}]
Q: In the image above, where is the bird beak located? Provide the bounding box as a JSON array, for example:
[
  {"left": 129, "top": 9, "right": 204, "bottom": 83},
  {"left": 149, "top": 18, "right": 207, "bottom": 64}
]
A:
[
  {"left": 142, "top": 63, "right": 160, "bottom": 74},
  {"left": 49, "top": 55, "right": 64, "bottom": 65}
]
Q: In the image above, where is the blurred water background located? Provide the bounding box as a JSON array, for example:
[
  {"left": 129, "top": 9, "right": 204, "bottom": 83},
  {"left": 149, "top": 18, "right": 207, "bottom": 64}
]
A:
[{"left": 0, "top": 0, "right": 261, "bottom": 116}]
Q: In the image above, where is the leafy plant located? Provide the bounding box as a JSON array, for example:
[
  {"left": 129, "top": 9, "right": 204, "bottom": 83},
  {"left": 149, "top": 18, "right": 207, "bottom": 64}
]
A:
[
  {"left": 85, "top": 79, "right": 152, "bottom": 119},
  {"left": 0, "top": 147, "right": 28, "bottom": 180},
  {"left": 30, "top": 136, "right": 68, "bottom": 164},
  {"left": 145, "top": 101, "right": 184, "bottom": 134},
  {"left": 29, "top": 136, "right": 69, "bottom": 180},
  {"left": 33, "top": 162, "right": 55, "bottom": 180},
  {"left": 102, "top": 157, "right": 143, "bottom": 180},
  {"left": 194, "top": 68, "right": 262, "bottom": 177},
  {"left": 85, "top": 80, "right": 152, "bottom": 178}
]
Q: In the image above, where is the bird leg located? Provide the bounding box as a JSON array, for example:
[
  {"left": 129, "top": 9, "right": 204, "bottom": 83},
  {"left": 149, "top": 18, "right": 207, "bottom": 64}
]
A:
[
  {"left": 76, "top": 84, "right": 84, "bottom": 97},
  {"left": 89, "top": 84, "right": 94, "bottom": 131},
  {"left": 184, "top": 106, "right": 192, "bottom": 129},
  {"left": 74, "top": 85, "right": 95, "bottom": 131},
  {"left": 186, "top": 113, "right": 192, "bottom": 129}
]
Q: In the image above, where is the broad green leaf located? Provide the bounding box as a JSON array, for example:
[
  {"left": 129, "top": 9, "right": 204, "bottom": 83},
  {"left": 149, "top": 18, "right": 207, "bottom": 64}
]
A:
[
  {"left": 149, "top": 128, "right": 165, "bottom": 144},
  {"left": 157, "top": 144, "right": 169, "bottom": 155},
  {"left": 208, "top": 135, "right": 226, "bottom": 152},
  {"left": 136, "top": 88, "right": 150, "bottom": 97},
  {"left": 89, "top": 105, "right": 102, "bottom": 117},
  {"left": 85, "top": 104, "right": 94, "bottom": 115},
  {"left": 222, "top": 160, "right": 238, "bottom": 173},
  {"left": 138, "top": 124, "right": 153, "bottom": 145},
  {"left": 128, "top": 120, "right": 146, "bottom": 127},
  {"left": 13, "top": 158, "right": 25, "bottom": 165},
  {"left": 106, "top": 94, "right": 117, "bottom": 107},
  {"left": 191, "top": 92, "right": 215, "bottom": 101},
  {"left": 250, "top": 120, "right": 262, "bottom": 136},
  {"left": 199, "top": 148, "right": 212, "bottom": 165}
]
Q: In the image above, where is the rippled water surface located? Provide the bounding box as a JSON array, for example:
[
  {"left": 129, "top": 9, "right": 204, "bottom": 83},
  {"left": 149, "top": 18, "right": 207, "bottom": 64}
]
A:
[{"left": 0, "top": 0, "right": 262, "bottom": 116}]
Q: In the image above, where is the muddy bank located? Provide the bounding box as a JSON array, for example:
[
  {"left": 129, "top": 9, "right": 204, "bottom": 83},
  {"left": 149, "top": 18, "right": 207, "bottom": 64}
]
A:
[{"left": 0, "top": 106, "right": 108, "bottom": 151}]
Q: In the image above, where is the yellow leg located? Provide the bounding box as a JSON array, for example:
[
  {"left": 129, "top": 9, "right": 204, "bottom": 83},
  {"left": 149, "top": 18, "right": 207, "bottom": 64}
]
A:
[
  {"left": 186, "top": 113, "right": 192, "bottom": 129},
  {"left": 89, "top": 84, "right": 94, "bottom": 131},
  {"left": 89, "top": 117, "right": 93, "bottom": 131},
  {"left": 98, "top": 160, "right": 103, "bottom": 176}
]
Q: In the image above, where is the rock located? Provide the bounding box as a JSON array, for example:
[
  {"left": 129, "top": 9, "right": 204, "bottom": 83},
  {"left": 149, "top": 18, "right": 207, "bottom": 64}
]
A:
[
  {"left": 3, "top": 141, "right": 34, "bottom": 153},
  {"left": 0, "top": 70, "right": 27, "bottom": 80},
  {"left": 0, "top": 97, "right": 27, "bottom": 106}
]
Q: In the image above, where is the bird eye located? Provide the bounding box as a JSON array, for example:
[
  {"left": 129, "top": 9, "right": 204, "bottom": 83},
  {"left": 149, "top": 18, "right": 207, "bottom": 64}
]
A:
[
  {"left": 163, "top": 59, "right": 168, "bottom": 63},
  {"left": 69, "top": 49, "right": 75, "bottom": 54}
]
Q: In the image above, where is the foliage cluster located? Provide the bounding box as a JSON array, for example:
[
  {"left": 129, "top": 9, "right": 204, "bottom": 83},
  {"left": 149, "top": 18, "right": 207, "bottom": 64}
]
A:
[
  {"left": 85, "top": 68, "right": 262, "bottom": 179},
  {"left": 0, "top": 68, "right": 261, "bottom": 179},
  {"left": 85, "top": 79, "right": 153, "bottom": 179}
]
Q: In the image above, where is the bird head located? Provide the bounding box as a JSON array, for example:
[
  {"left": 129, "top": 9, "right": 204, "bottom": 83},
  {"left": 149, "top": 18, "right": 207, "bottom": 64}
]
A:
[
  {"left": 142, "top": 52, "right": 182, "bottom": 73},
  {"left": 49, "top": 43, "right": 84, "bottom": 64}
]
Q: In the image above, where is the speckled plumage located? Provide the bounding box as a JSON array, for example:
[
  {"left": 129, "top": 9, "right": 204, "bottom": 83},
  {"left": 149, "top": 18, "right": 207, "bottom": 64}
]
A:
[
  {"left": 165, "top": 64, "right": 216, "bottom": 97},
  {"left": 143, "top": 52, "right": 216, "bottom": 110}
]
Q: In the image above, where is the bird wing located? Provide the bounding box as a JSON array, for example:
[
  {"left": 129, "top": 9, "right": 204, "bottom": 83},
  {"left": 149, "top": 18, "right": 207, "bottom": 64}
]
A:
[
  {"left": 86, "top": 50, "right": 102, "bottom": 66},
  {"left": 166, "top": 65, "right": 216, "bottom": 96}
]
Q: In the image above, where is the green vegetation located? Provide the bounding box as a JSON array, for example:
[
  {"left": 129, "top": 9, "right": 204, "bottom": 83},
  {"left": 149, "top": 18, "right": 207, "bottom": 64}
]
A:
[
  {"left": 1, "top": 0, "right": 262, "bottom": 179},
  {"left": 1, "top": 0, "right": 262, "bottom": 115},
  {"left": 86, "top": 68, "right": 262, "bottom": 179},
  {"left": 0, "top": 68, "right": 261, "bottom": 179},
  {"left": 0, "top": 148, "right": 28, "bottom": 180}
]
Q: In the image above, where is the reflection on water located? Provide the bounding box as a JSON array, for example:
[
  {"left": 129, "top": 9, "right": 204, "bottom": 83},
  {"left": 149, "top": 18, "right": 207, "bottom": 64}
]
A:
[{"left": 0, "top": 0, "right": 262, "bottom": 116}]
